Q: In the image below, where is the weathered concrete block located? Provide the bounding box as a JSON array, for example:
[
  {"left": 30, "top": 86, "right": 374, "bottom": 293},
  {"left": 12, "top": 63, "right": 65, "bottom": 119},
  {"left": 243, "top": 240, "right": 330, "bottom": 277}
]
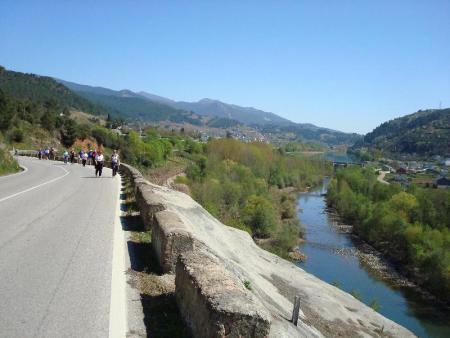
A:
[
  {"left": 176, "top": 250, "right": 271, "bottom": 338},
  {"left": 152, "top": 210, "right": 195, "bottom": 272},
  {"left": 135, "top": 185, "right": 166, "bottom": 228}
]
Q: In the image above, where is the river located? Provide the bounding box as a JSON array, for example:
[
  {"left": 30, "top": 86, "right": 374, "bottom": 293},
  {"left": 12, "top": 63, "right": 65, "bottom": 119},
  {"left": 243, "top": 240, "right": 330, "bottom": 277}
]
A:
[{"left": 296, "top": 179, "right": 450, "bottom": 338}]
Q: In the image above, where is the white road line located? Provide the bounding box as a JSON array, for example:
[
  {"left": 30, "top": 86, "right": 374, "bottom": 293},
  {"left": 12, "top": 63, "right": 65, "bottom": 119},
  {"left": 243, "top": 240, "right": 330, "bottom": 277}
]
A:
[
  {"left": 0, "top": 165, "right": 69, "bottom": 203},
  {"left": 109, "top": 175, "right": 127, "bottom": 338}
]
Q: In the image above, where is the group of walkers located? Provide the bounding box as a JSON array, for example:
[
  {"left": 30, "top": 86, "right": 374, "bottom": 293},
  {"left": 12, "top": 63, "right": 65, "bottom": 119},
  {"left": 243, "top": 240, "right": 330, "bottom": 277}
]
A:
[
  {"left": 37, "top": 147, "right": 120, "bottom": 177},
  {"left": 37, "top": 147, "right": 56, "bottom": 160}
]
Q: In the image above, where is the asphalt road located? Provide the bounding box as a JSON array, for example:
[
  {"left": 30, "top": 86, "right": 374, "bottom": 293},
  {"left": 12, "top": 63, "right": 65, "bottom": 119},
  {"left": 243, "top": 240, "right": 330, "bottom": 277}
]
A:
[{"left": 0, "top": 157, "right": 122, "bottom": 338}]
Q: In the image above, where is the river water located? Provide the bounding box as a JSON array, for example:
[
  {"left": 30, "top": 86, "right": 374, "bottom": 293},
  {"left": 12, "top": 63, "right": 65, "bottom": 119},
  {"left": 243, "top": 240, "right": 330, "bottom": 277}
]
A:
[{"left": 296, "top": 179, "right": 450, "bottom": 338}]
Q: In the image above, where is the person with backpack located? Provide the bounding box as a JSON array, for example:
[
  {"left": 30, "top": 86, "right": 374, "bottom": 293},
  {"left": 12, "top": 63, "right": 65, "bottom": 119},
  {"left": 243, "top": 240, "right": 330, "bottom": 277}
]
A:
[
  {"left": 63, "top": 150, "right": 69, "bottom": 164},
  {"left": 111, "top": 150, "right": 120, "bottom": 177},
  {"left": 94, "top": 150, "right": 104, "bottom": 177}
]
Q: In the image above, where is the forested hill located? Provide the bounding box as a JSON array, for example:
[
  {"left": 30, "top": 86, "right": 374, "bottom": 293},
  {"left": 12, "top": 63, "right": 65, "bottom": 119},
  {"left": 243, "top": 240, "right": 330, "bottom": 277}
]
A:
[
  {"left": 351, "top": 108, "right": 450, "bottom": 157},
  {"left": 0, "top": 66, "right": 110, "bottom": 117}
]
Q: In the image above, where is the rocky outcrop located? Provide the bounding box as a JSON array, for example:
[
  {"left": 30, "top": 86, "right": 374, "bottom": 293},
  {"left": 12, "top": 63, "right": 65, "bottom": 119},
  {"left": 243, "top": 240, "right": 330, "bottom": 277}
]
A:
[{"left": 120, "top": 163, "right": 416, "bottom": 338}]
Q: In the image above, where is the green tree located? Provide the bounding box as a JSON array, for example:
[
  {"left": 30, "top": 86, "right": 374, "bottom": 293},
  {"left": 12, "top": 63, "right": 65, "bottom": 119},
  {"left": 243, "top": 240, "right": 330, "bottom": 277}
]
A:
[
  {"left": 40, "top": 111, "right": 56, "bottom": 131},
  {"left": 60, "top": 118, "right": 77, "bottom": 147},
  {"left": 243, "top": 195, "right": 277, "bottom": 236}
]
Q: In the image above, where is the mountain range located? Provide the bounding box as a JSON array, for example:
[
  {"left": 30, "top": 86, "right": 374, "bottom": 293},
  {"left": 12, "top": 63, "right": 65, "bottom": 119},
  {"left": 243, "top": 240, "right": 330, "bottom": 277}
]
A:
[
  {"left": 58, "top": 79, "right": 360, "bottom": 145},
  {"left": 138, "top": 91, "right": 293, "bottom": 126}
]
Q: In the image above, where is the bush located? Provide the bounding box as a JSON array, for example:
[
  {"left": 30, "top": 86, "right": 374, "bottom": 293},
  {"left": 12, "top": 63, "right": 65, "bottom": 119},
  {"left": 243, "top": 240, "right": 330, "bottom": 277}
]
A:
[
  {"left": 9, "top": 127, "right": 24, "bottom": 142},
  {"left": 243, "top": 195, "right": 278, "bottom": 237},
  {"left": 0, "top": 149, "right": 20, "bottom": 175}
]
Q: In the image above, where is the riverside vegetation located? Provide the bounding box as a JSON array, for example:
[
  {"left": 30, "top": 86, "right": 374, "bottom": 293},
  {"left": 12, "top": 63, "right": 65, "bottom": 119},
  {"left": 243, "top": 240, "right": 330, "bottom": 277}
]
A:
[
  {"left": 181, "top": 138, "right": 332, "bottom": 258},
  {"left": 327, "top": 167, "right": 450, "bottom": 303}
]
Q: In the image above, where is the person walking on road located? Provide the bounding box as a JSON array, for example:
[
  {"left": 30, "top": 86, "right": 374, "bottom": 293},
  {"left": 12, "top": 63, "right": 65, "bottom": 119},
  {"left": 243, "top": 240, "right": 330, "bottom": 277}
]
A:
[
  {"left": 111, "top": 150, "right": 120, "bottom": 177},
  {"left": 95, "top": 150, "right": 104, "bottom": 177},
  {"left": 70, "top": 148, "right": 76, "bottom": 164},
  {"left": 63, "top": 150, "right": 69, "bottom": 164},
  {"left": 92, "top": 149, "right": 97, "bottom": 166},
  {"left": 81, "top": 150, "right": 88, "bottom": 167},
  {"left": 87, "top": 149, "right": 93, "bottom": 165}
]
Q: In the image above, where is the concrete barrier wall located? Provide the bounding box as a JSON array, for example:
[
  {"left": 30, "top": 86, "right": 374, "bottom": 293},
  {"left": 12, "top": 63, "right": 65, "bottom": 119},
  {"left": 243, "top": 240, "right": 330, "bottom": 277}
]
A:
[
  {"left": 120, "top": 163, "right": 272, "bottom": 338},
  {"left": 121, "top": 164, "right": 193, "bottom": 271},
  {"left": 176, "top": 249, "right": 271, "bottom": 338}
]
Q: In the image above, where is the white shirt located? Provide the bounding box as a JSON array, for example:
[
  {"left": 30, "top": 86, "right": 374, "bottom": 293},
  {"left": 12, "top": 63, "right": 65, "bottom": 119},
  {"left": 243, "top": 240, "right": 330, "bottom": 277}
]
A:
[{"left": 95, "top": 154, "right": 104, "bottom": 162}]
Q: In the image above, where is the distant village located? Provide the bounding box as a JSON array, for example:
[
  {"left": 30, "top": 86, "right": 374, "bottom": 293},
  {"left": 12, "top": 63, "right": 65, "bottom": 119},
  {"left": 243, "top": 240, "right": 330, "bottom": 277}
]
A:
[{"left": 376, "top": 156, "right": 450, "bottom": 188}]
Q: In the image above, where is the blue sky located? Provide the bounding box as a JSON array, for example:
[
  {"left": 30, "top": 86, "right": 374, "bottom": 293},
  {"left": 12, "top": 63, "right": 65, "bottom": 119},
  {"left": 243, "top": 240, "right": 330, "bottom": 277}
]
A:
[{"left": 1, "top": 1, "right": 449, "bottom": 134}]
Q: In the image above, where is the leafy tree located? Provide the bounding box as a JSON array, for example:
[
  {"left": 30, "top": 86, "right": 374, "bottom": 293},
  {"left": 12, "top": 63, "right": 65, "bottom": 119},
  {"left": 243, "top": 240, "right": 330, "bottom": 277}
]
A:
[
  {"left": 60, "top": 118, "right": 77, "bottom": 147},
  {"left": 40, "top": 111, "right": 56, "bottom": 131},
  {"left": 243, "top": 195, "right": 277, "bottom": 236}
]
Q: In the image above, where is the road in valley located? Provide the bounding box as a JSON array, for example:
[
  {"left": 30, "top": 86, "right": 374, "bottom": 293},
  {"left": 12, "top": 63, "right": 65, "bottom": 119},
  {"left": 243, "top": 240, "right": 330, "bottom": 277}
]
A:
[
  {"left": 0, "top": 157, "right": 124, "bottom": 338},
  {"left": 377, "top": 170, "right": 390, "bottom": 184}
]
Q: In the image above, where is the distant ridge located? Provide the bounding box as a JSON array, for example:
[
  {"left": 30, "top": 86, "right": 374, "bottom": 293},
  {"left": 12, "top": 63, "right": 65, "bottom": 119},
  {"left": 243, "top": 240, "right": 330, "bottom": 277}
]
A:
[
  {"left": 139, "top": 91, "right": 293, "bottom": 126},
  {"left": 350, "top": 108, "right": 450, "bottom": 157},
  {"left": 58, "top": 78, "right": 361, "bottom": 145}
]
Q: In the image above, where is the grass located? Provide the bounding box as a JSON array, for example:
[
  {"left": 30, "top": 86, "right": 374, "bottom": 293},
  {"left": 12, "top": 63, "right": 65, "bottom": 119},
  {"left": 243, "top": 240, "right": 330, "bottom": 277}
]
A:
[
  {"left": 349, "top": 289, "right": 363, "bottom": 301},
  {"left": 243, "top": 280, "right": 252, "bottom": 290},
  {"left": 0, "top": 149, "right": 20, "bottom": 176},
  {"left": 369, "top": 299, "right": 381, "bottom": 312}
]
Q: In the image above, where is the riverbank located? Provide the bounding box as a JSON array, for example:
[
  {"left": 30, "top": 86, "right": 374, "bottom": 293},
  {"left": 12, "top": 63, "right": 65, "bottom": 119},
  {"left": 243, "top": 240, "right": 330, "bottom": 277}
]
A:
[
  {"left": 325, "top": 207, "right": 446, "bottom": 303},
  {"left": 327, "top": 167, "right": 450, "bottom": 305},
  {"left": 297, "top": 180, "right": 450, "bottom": 338}
]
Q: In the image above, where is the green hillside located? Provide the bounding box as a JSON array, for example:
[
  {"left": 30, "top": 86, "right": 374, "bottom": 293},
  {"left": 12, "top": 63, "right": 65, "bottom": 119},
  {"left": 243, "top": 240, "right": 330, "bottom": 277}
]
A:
[
  {"left": 59, "top": 79, "right": 205, "bottom": 125},
  {"left": 0, "top": 66, "right": 111, "bottom": 119},
  {"left": 77, "top": 91, "right": 203, "bottom": 125},
  {"left": 351, "top": 108, "right": 450, "bottom": 157}
]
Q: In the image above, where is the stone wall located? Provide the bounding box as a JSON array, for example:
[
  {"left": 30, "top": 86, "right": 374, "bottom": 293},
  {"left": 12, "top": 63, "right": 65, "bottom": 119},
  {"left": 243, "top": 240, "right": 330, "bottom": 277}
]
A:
[{"left": 176, "top": 249, "right": 271, "bottom": 338}]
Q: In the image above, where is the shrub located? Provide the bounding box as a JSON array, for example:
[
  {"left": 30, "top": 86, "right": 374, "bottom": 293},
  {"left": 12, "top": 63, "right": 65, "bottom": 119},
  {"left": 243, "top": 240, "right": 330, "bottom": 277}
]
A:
[{"left": 9, "top": 127, "right": 24, "bottom": 142}]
